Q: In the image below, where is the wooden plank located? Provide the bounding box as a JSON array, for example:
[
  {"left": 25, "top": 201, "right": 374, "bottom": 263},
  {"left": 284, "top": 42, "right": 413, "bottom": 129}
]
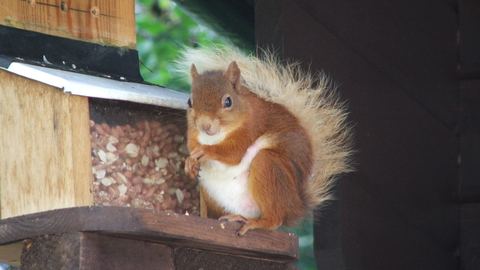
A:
[
  {"left": 0, "top": 70, "right": 93, "bottom": 219},
  {"left": 289, "top": 0, "right": 458, "bottom": 129},
  {"left": 0, "top": 206, "right": 299, "bottom": 263},
  {"left": 21, "top": 232, "right": 174, "bottom": 269},
  {"left": 461, "top": 203, "right": 480, "bottom": 270},
  {"left": 70, "top": 91, "right": 94, "bottom": 207},
  {"left": 276, "top": 0, "right": 459, "bottom": 269},
  {"left": 0, "top": 0, "right": 136, "bottom": 48}
]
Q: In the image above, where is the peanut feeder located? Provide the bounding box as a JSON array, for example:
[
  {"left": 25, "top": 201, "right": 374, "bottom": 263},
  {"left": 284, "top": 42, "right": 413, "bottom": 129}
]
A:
[{"left": 0, "top": 62, "right": 196, "bottom": 219}]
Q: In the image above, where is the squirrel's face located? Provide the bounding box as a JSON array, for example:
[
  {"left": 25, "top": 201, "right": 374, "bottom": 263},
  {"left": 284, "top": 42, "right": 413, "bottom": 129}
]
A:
[{"left": 187, "top": 62, "right": 248, "bottom": 145}]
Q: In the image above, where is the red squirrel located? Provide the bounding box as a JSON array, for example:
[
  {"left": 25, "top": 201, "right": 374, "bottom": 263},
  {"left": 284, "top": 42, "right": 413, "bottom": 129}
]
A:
[{"left": 181, "top": 46, "right": 352, "bottom": 235}]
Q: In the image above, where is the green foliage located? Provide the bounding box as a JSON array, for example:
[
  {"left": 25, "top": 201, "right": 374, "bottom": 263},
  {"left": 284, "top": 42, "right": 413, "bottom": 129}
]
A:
[
  {"left": 135, "top": 0, "right": 225, "bottom": 92},
  {"left": 282, "top": 216, "right": 319, "bottom": 270}
]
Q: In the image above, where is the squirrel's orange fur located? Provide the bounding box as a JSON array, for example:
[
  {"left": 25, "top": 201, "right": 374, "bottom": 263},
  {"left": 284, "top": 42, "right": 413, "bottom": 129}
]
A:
[{"left": 179, "top": 46, "right": 353, "bottom": 235}]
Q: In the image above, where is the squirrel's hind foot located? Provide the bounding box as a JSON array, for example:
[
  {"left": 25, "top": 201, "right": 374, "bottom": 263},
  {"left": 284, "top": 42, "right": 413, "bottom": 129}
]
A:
[{"left": 219, "top": 215, "right": 282, "bottom": 236}]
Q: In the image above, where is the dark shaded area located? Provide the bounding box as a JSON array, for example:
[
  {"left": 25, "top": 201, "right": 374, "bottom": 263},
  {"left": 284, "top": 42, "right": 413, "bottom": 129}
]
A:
[
  {"left": 0, "top": 25, "right": 143, "bottom": 82},
  {"left": 89, "top": 98, "right": 187, "bottom": 132},
  {"left": 174, "top": 0, "right": 255, "bottom": 52},
  {"left": 253, "top": 0, "right": 479, "bottom": 269}
]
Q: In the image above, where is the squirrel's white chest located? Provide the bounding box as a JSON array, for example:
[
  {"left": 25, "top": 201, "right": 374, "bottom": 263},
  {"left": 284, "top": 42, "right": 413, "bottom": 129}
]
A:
[
  {"left": 198, "top": 140, "right": 264, "bottom": 219},
  {"left": 199, "top": 160, "right": 259, "bottom": 218}
]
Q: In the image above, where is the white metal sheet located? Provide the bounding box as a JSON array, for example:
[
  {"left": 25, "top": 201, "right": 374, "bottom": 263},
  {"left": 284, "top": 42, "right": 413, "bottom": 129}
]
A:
[{"left": 3, "top": 62, "right": 189, "bottom": 110}]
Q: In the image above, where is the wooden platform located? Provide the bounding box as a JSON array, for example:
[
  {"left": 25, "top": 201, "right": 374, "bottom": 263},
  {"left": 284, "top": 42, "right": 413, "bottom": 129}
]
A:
[{"left": 0, "top": 206, "right": 299, "bottom": 269}]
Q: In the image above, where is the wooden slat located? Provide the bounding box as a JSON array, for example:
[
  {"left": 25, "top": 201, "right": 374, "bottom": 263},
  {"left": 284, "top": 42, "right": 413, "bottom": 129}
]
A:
[
  {"left": 0, "top": 206, "right": 299, "bottom": 263},
  {"left": 70, "top": 91, "right": 94, "bottom": 207},
  {"left": 459, "top": 79, "right": 480, "bottom": 201},
  {"left": 0, "top": 0, "right": 136, "bottom": 48},
  {"left": 0, "top": 70, "right": 93, "bottom": 219}
]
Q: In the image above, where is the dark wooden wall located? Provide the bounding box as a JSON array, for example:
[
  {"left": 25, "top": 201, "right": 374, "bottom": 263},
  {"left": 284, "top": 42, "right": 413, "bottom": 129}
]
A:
[{"left": 256, "top": 0, "right": 480, "bottom": 269}]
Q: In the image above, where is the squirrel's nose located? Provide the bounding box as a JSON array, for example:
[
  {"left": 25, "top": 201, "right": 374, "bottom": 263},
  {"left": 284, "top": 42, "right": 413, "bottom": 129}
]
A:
[
  {"left": 201, "top": 123, "right": 211, "bottom": 132},
  {"left": 196, "top": 117, "right": 219, "bottom": 136},
  {"left": 202, "top": 125, "right": 219, "bottom": 136},
  {"left": 201, "top": 124, "right": 219, "bottom": 136}
]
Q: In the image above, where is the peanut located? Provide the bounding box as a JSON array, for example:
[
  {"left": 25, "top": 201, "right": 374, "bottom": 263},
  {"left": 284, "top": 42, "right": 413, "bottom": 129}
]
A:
[{"left": 90, "top": 119, "right": 199, "bottom": 216}]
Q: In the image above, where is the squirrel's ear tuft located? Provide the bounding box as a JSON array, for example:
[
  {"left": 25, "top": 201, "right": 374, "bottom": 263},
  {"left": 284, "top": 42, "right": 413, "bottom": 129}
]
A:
[
  {"left": 190, "top": 64, "right": 199, "bottom": 79},
  {"left": 226, "top": 61, "right": 241, "bottom": 88}
]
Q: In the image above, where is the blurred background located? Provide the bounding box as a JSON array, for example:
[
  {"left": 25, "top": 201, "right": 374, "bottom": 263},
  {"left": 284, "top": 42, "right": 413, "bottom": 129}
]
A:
[{"left": 135, "top": 0, "right": 224, "bottom": 92}]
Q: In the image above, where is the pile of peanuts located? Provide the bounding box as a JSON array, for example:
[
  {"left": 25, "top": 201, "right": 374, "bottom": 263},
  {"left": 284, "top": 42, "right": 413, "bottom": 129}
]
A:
[{"left": 90, "top": 119, "right": 199, "bottom": 216}]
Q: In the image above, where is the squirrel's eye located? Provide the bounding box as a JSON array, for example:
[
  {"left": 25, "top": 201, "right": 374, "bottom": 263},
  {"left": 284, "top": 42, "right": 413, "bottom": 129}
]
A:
[
  {"left": 187, "top": 98, "right": 192, "bottom": 108},
  {"left": 223, "top": 97, "right": 232, "bottom": 108}
]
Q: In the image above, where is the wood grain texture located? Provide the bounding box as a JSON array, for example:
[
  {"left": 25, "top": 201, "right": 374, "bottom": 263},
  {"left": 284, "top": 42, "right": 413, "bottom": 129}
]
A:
[
  {"left": 21, "top": 233, "right": 82, "bottom": 269},
  {"left": 0, "top": 206, "right": 299, "bottom": 263},
  {"left": 0, "top": 70, "right": 93, "bottom": 219},
  {"left": 19, "top": 232, "right": 297, "bottom": 269},
  {"left": 21, "top": 232, "right": 174, "bottom": 269},
  {"left": 0, "top": 0, "right": 136, "bottom": 48},
  {"left": 174, "top": 247, "right": 297, "bottom": 270},
  {"left": 70, "top": 92, "right": 94, "bottom": 208}
]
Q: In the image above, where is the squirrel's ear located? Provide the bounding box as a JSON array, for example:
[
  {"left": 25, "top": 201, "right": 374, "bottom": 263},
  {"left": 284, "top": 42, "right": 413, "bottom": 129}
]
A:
[
  {"left": 226, "top": 61, "right": 241, "bottom": 89},
  {"left": 190, "top": 64, "right": 199, "bottom": 79}
]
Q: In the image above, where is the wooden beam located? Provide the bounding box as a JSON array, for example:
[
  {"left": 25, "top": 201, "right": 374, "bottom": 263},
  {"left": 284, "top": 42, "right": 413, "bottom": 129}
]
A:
[
  {"left": 0, "top": 0, "right": 136, "bottom": 48},
  {"left": 19, "top": 232, "right": 297, "bottom": 269},
  {"left": 0, "top": 206, "right": 299, "bottom": 265}
]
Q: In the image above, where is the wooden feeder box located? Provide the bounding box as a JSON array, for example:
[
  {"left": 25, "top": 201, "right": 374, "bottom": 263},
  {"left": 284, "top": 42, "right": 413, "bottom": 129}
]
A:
[
  {"left": 0, "top": 0, "right": 299, "bottom": 268},
  {"left": 0, "top": 61, "right": 192, "bottom": 218}
]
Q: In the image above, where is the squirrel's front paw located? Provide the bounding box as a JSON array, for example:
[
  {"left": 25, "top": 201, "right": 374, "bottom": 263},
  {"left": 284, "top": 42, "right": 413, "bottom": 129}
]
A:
[
  {"left": 184, "top": 156, "right": 200, "bottom": 178},
  {"left": 185, "top": 147, "right": 206, "bottom": 178}
]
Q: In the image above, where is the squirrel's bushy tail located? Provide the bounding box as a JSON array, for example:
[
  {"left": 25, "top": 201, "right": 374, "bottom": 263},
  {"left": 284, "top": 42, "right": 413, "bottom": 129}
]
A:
[{"left": 177, "top": 45, "right": 353, "bottom": 211}]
